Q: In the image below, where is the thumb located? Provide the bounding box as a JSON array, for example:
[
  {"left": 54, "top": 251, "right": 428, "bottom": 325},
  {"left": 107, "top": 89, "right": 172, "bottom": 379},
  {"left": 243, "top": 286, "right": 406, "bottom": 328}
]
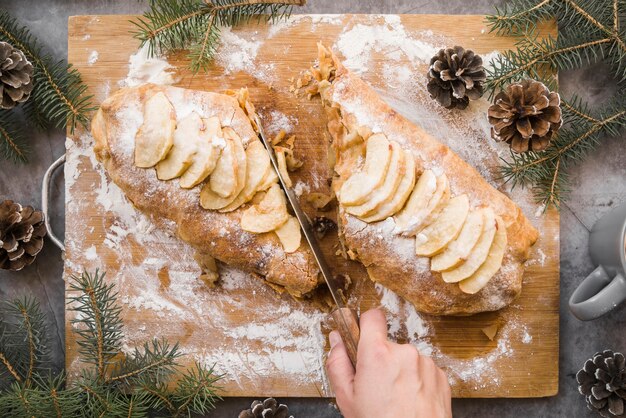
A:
[{"left": 326, "top": 330, "right": 355, "bottom": 400}]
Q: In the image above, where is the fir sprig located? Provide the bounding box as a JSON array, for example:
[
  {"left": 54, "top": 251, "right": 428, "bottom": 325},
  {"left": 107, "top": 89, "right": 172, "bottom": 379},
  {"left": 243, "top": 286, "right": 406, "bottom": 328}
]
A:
[
  {"left": 0, "top": 270, "right": 223, "bottom": 417},
  {"left": 0, "top": 10, "right": 95, "bottom": 162},
  {"left": 486, "top": 0, "right": 626, "bottom": 207},
  {"left": 0, "top": 110, "right": 28, "bottom": 163},
  {"left": 132, "top": 0, "right": 306, "bottom": 73},
  {"left": 68, "top": 270, "right": 123, "bottom": 378}
]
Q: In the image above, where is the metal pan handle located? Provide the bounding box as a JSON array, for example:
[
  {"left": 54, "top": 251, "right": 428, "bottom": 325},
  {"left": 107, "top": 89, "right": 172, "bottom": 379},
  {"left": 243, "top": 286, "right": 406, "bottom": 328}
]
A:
[{"left": 41, "top": 154, "right": 65, "bottom": 251}]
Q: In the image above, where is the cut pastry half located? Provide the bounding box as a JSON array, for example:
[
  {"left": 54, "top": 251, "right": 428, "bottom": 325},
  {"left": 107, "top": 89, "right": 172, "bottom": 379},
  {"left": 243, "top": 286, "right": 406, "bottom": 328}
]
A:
[
  {"left": 316, "top": 43, "right": 538, "bottom": 315},
  {"left": 92, "top": 84, "right": 318, "bottom": 298}
]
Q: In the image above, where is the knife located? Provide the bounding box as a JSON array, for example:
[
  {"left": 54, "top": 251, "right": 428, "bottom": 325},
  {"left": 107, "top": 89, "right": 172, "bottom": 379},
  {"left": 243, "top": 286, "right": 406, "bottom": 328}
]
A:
[{"left": 254, "top": 115, "right": 361, "bottom": 368}]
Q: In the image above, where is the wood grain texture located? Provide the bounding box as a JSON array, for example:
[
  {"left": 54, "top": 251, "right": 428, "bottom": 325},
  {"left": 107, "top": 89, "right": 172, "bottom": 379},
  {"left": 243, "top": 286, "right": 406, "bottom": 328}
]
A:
[{"left": 66, "top": 14, "right": 559, "bottom": 398}]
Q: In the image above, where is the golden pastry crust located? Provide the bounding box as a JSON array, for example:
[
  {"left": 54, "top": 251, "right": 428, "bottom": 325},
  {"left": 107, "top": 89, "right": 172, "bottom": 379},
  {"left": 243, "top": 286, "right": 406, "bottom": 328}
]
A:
[
  {"left": 92, "top": 83, "right": 320, "bottom": 297},
  {"left": 318, "top": 45, "right": 539, "bottom": 315}
]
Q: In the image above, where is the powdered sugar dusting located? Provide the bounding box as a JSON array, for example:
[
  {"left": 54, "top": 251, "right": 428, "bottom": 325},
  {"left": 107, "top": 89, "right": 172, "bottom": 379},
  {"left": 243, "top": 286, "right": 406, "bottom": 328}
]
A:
[
  {"left": 374, "top": 284, "right": 536, "bottom": 387},
  {"left": 336, "top": 15, "right": 443, "bottom": 74},
  {"left": 264, "top": 109, "right": 297, "bottom": 136},
  {"left": 216, "top": 27, "right": 262, "bottom": 76},
  {"left": 121, "top": 43, "right": 179, "bottom": 87},
  {"left": 87, "top": 50, "right": 99, "bottom": 65}
]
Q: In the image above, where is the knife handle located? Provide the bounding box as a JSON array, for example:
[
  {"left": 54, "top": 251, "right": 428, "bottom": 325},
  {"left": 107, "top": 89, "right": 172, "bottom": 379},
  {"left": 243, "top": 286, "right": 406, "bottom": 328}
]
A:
[{"left": 331, "top": 307, "right": 360, "bottom": 369}]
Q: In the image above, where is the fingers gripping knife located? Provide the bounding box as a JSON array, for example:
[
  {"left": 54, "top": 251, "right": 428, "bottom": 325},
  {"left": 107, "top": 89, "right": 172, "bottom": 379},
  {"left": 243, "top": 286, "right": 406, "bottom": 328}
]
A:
[{"left": 255, "top": 115, "right": 361, "bottom": 368}]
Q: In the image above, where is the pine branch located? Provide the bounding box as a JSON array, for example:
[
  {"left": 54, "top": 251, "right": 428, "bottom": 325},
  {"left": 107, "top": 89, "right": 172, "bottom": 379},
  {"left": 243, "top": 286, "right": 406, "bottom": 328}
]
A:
[
  {"left": 134, "top": 378, "right": 177, "bottom": 414},
  {"left": 561, "top": 96, "right": 600, "bottom": 124},
  {"left": 0, "top": 110, "right": 28, "bottom": 162},
  {"left": 132, "top": 0, "right": 305, "bottom": 73},
  {"left": 487, "top": 0, "right": 556, "bottom": 34},
  {"left": 0, "top": 353, "right": 21, "bottom": 385},
  {"left": 68, "top": 270, "right": 124, "bottom": 380},
  {"left": 108, "top": 339, "right": 181, "bottom": 385},
  {"left": 172, "top": 362, "right": 222, "bottom": 417},
  {"left": 1, "top": 270, "right": 223, "bottom": 416},
  {"left": 0, "top": 298, "right": 49, "bottom": 389},
  {"left": 485, "top": 33, "right": 610, "bottom": 95},
  {"left": 0, "top": 10, "right": 95, "bottom": 134}
]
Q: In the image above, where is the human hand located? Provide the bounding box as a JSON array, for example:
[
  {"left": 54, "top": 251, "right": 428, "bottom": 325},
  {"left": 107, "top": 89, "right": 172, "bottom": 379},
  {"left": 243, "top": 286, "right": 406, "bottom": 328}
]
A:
[{"left": 326, "top": 308, "right": 452, "bottom": 418}]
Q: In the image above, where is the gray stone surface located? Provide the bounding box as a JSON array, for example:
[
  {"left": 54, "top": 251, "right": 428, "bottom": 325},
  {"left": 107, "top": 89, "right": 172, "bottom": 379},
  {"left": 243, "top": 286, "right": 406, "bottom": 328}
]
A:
[{"left": 0, "top": 0, "right": 625, "bottom": 417}]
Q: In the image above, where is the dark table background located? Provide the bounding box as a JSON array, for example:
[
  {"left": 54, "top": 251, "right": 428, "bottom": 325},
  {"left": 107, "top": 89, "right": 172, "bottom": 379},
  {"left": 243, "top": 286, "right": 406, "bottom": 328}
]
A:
[{"left": 0, "top": 1, "right": 625, "bottom": 417}]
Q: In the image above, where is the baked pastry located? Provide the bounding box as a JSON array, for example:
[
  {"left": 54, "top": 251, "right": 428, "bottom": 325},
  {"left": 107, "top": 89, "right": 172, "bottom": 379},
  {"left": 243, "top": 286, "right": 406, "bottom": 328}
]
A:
[
  {"left": 92, "top": 83, "right": 320, "bottom": 297},
  {"left": 314, "top": 44, "right": 539, "bottom": 315}
]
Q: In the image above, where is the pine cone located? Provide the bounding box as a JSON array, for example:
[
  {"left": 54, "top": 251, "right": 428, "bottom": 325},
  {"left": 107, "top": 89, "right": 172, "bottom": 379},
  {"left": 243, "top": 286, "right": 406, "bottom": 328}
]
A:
[
  {"left": 0, "top": 41, "right": 34, "bottom": 110},
  {"left": 488, "top": 79, "right": 562, "bottom": 153},
  {"left": 0, "top": 200, "right": 46, "bottom": 271},
  {"left": 577, "top": 350, "right": 626, "bottom": 418},
  {"left": 238, "top": 398, "right": 293, "bottom": 418},
  {"left": 426, "top": 46, "right": 486, "bottom": 109}
]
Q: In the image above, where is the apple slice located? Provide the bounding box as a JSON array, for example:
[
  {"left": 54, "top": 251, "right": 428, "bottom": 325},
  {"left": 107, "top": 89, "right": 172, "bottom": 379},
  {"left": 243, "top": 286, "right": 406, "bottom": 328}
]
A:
[
  {"left": 431, "top": 209, "right": 485, "bottom": 272},
  {"left": 403, "top": 173, "right": 450, "bottom": 236},
  {"left": 200, "top": 128, "right": 247, "bottom": 208},
  {"left": 275, "top": 216, "right": 302, "bottom": 253},
  {"left": 339, "top": 134, "right": 392, "bottom": 206},
  {"left": 135, "top": 91, "right": 176, "bottom": 168},
  {"left": 394, "top": 169, "right": 437, "bottom": 232},
  {"left": 218, "top": 140, "right": 271, "bottom": 212},
  {"left": 156, "top": 112, "right": 201, "bottom": 180},
  {"left": 211, "top": 127, "right": 246, "bottom": 198},
  {"left": 241, "top": 183, "right": 289, "bottom": 233},
  {"left": 196, "top": 132, "right": 236, "bottom": 198},
  {"left": 415, "top": 194, "right": 469, "bottom": 257},
  {"left": 257, "top": 167, "right": 278, "bottom": 191},
  {"left": 345, "top": 141, "right": 404, "bottom": 218},
  {"left": 362, "top": 149, "right": 416, "bottom": 223},
  {"left": 459, "top": 215, "right": 508, "bottom": 294},
  {"left": 441, "top": 207, "right": 497, "bottom": 283},
  {"left": 179, "top": 116, "right": 224, "bottom": 189}
]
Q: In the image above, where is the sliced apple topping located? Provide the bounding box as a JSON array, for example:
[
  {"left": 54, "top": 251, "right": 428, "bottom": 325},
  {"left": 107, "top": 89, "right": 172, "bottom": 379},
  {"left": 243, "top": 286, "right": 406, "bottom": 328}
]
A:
[
  {"left": 179, "top": 116, "right": 224, "bottom": 189},
  {"left": 362, "top": 149, "right": 416, "bottom": 223},
  {"left": 441, "top": 207, "right": 497, "bottom": 283},
  {"left": 339, "top": 134, "right": 392, "bottom": 206},
  {"left": 200, "top": 131, "right": 237, "bottom": 197},
  {"left": 275, "top": 216, "right": 302, "bottom": 253},
  {"left": 156, "top": 112, "right": 201, "bottom": 180},
  {"left": 241, "top": 183, "right": 289, "bottom": 233},
  {"left": 459, "top": 215, "right": 508, "bottom": 294},
  {"left": 394, "top": 169, "right": 437, "bottom": 232},
  {"left": 415, "top": 194, "right": 469, "bottom": 257},
  {"left": 218, "top": 140, "right": 271, "bottom": 212},
  {"left": 345, "top": 141, "right": 404, "bottom": 218},
  {"left": 402, "top": 173, "right": 450, "bottom": 236},
  {"left": 135, "top": 91, "right": 176, "bottom": 168},
  {"left": 200, "top": 128, "right": 247, "bottom": 209},
  {"left": 431, "top": 209, "right": 485, "bottom": 272},
  {"left": 257, "top": 167, "right": 279, "bottom": 192}
]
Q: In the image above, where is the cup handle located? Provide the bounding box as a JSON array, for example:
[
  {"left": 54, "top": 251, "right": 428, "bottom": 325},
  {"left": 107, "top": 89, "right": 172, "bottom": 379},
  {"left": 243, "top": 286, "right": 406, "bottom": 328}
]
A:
[{"left": 569, "top": 265, "right": 626, "bottom": 321}]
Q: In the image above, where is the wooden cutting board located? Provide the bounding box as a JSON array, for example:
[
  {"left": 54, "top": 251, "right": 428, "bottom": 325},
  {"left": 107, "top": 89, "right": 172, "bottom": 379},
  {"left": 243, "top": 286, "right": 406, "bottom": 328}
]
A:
[{"left": 65, "top": 14, "right": 559, "bottom": 398}]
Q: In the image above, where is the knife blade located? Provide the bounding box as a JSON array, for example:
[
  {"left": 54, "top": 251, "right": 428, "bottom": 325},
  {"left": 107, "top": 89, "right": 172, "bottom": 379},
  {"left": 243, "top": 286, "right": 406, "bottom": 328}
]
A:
[{"left": 254, "top": 115, "right": 360, "bottom": 368}]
